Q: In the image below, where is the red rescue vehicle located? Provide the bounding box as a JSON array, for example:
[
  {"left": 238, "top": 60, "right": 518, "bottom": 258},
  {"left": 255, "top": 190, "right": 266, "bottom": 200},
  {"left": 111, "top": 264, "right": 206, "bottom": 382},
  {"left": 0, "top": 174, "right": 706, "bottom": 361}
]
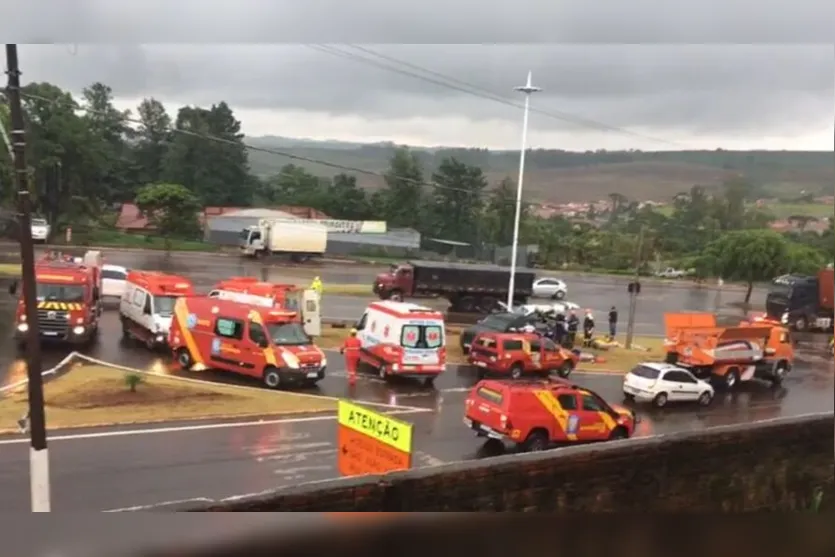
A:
[
  {"left": 168, "top": 296, "right": 327, "bottom": 388},
  {"left": 464, "top": 378, "right": 637, "bottom": 451},
  {"left": 12, "top": 250, "right": 103, "bottom": 347},
  {"left": 208, "top": 276, "right": 321, "bottom": 337},
  {"left": 468, "top": 331, "right": 578, "bottom": 379}
]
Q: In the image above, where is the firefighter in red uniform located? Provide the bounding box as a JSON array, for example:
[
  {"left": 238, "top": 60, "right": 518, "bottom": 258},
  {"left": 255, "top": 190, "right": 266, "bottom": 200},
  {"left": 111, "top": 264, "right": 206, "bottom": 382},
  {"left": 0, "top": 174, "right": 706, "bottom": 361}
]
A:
[{"left": 340, "top": 328, "right": 362, "bottom": 385}]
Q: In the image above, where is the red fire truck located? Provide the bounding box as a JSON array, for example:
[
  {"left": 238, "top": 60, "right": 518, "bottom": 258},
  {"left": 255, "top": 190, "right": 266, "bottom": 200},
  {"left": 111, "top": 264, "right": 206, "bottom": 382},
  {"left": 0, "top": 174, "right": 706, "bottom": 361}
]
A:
[{"left": 12, "top": 250, "right": 103, "bottom": 347}]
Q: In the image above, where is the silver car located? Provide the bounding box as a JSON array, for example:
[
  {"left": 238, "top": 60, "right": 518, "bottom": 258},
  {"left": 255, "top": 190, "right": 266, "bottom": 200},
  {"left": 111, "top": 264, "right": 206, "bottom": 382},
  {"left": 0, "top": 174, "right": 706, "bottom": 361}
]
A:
[{"left": 532, "top": 277, "right": 567, "bottom": 299}]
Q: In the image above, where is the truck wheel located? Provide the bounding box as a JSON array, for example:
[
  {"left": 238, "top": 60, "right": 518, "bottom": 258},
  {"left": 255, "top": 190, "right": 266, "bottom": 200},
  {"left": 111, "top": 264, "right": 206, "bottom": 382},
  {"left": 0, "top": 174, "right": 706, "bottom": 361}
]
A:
[
  {"left": 552, "top": 290, "right": 566, "bottom": 300},
  {"left": 556, "top": 360, "right": 574, "bottom": 378},
  {"left": 263, "top": 367, "right": 282, "bottom": 389},
  {"left": 522, "top": 429, "right": 549, "bottom": 452},
  {"left": 794, "top": 316, "right": 808, "bottom": 332},
  {"left": 771, "top": 362, "right": 788, "bottom": 386},
  {"left": 608, "top": 426, "right": 629, "bottom": 440},
  {"left": 388, "top": 291, "right": 403, "bottom": 302},
  {"left": 723, "top": 368, "right": 740, "bottom": 389},
  {"left": 175, "top": 348, "right": 193, "bottom": 371},
  {"left": 510, "top": 363, "right": 524, "bottom": 380}
]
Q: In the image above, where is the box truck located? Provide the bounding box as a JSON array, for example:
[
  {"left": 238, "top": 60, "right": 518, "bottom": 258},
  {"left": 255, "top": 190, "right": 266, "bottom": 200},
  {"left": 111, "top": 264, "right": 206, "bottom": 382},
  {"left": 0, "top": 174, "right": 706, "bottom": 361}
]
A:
[
  {"left": 372, "top": 260, "right": 535, "bottom": 313},
  {"left": 240, "top": 219, "right": 327, "bottom": 262}
]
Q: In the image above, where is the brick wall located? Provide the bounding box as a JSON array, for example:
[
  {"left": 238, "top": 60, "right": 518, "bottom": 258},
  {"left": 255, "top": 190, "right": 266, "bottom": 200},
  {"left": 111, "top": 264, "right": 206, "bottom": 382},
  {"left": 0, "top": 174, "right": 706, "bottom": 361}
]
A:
[{"left": 192, "top": 413, "right": 834, "bottom": 512}]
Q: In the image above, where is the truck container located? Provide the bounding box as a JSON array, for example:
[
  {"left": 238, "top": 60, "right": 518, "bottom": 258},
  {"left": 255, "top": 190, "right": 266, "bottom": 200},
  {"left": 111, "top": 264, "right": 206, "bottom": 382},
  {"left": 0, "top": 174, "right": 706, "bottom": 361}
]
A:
[
  {"left": 239, "top": 219, "right": 327, "bottom": 262},
  {"left": 372, "top": 260, "right": 535, "bottom": 313},
  {"left": 765, "top": 267, "right": 834, "bottom": 332}
]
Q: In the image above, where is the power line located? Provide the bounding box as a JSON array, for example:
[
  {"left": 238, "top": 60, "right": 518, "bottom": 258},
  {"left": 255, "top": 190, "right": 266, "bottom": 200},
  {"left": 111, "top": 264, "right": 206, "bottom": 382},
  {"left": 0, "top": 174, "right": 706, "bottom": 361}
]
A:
[
  {"left": 307, "top": 44, "right": 685, "bottom": 148},
  {"left": 18, "top": 90, "right": 544, "bottom": 209}
]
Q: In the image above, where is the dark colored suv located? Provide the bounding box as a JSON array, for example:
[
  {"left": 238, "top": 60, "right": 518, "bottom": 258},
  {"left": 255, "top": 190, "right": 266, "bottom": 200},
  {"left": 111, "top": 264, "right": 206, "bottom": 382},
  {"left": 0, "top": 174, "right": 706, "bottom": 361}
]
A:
[{"left": 459, "top": 312, "right": 544, "bottom": 354}]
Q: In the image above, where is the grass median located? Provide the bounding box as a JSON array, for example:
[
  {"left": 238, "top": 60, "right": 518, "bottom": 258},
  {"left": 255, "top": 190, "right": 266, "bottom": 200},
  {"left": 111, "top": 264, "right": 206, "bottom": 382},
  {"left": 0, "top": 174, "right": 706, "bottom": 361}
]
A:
[
  {"left": 0, "top": 263, "right": 20, "bottom": 277},
  {"left": 0, "top": 363, "right": 336, "bottom": 433},
  {"left": 313, "top": 283, "right": 373, "bottom": 296},
  {"left": 315, "top": 327, "right": 665, "bottom": 373}
]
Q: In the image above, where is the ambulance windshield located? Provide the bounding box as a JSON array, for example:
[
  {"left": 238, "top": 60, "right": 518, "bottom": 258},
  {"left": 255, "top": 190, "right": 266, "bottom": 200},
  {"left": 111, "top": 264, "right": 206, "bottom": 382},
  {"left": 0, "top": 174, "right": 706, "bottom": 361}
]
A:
[
  {"left": 154, "top": 296, "right": 177, "bottom": 317},
  {"left": 36, "top": 283, "right": 84, "bottom": 302},
  {"left": 266, "top": 322, "right": 310, "bottom": 346}
]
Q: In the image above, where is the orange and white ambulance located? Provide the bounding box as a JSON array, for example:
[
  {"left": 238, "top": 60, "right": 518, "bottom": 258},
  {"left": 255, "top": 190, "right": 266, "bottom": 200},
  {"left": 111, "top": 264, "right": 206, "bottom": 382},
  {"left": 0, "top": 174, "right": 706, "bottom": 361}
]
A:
[
  {"left": 354, "top": 300, "right": 446, "bottom": 386},
  {"left": 168, "top": 296, "right": 327, "bottom": 388},
  {"left": 208, "top": 276, "right": 321, "bottom": 336},
  {"left": 120, "top": 271, "right": 195, "bottom": 349}
]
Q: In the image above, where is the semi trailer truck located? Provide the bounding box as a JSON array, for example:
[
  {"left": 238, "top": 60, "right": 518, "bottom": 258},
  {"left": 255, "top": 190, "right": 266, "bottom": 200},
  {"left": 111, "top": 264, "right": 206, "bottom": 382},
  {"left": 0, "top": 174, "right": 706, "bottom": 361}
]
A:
[{"left": 765, "top": 267, "right": 834, "bottom": 332}]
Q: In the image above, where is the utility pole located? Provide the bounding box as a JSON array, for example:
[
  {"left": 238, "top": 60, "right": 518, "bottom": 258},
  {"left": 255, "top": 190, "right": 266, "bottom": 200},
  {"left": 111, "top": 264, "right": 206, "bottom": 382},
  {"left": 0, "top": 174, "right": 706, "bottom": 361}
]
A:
[
  {"left": 5, "top": 44, "right": 50, "bottom": 512},
  {"left": 625, "top": 225, "right": 645, "bottom": 350}
]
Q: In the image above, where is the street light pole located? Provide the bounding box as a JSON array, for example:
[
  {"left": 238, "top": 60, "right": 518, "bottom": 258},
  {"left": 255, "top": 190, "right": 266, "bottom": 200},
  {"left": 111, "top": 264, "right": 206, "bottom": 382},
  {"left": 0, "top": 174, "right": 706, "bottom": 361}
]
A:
[
  {"left": 5, "top": 44, "right": 51, "bottom": 512},
  {"left": 506, "top": 71, "right": 541, "bottom": 309}
]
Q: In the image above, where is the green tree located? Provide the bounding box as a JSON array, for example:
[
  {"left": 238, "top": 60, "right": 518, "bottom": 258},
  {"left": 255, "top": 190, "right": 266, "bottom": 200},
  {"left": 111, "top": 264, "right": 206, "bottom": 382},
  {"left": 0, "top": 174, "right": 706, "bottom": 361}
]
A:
[
  {"left": 697, "top": 229, "right": 789, "bottom": 303},
  {"left": 134, "top": 183, "right": 202, "bottom": 249},
  {"left": 483, "top": 177, "right": 522, "bottom": 246},
  {"left": 427, "top": 157, "right": 488, "bottom": 243},
  {"left": 326, "top": 173, "right": 372, "bottom": 219},
  {"left": 133, "top": 97, "right": 172, "bottom": 188},
  {"left": 381, "top": 147, "right": 424, "bottom": 230}
]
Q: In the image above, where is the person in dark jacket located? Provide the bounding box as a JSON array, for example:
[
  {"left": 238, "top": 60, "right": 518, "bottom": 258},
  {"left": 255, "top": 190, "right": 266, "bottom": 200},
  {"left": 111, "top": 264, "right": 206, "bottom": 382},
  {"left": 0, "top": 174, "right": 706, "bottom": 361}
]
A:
[
  {"left": 566, "top": 310, "right": 579, "bottom": 348},
  {"left": 608, "top": 306, "right": 618, "bottom": 340},
  {"left": 553, "top": 312, "right": 566, "bottom": 346},
  {"left": 582, "top": 310, "right": 595, "bottom": 347}
]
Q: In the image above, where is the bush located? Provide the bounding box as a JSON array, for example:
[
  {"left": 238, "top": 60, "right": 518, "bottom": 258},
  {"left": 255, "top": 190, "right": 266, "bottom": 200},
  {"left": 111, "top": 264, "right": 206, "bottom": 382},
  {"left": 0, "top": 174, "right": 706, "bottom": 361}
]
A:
[{"left": 124, "top": 372, "right": 143, "bottom": 393}]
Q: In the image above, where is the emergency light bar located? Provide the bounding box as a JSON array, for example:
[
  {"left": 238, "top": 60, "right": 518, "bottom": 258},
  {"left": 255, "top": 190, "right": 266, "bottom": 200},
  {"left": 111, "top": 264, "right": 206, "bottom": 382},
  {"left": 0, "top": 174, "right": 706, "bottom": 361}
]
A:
[{"left": 214, "top": 290, "right": 274, "bottom": 308}]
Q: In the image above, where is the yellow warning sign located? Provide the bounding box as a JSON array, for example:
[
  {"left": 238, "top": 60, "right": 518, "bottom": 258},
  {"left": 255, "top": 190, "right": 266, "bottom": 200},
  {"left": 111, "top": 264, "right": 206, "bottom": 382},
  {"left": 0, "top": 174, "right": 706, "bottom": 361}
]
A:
[{"left": 337, "top": 400, "right": 413, "bottom": 453}]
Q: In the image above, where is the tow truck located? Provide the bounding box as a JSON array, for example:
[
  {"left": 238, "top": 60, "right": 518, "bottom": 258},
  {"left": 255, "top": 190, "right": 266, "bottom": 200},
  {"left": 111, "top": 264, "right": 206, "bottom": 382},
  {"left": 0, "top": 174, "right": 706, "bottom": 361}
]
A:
[{"left": 12, "top": 250, "right": 103, "bottom": 348}]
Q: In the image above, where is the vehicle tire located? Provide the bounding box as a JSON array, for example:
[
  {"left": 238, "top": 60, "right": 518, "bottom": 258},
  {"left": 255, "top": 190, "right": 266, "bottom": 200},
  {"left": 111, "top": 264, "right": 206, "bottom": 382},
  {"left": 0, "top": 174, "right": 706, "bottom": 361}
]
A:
[
  {"left": 608, "top": 426, "right": 629, "bottom": 441},
  {"left": 378, "top": 364, "right": 388, "bottom": 380},
  {"left": 723, "top": 368, "right": 740, "bottom": 389},
  {"left": 263, "top": 366, "right": 282, "bottom": 389},
  {"left": 509, "top": 363, "right": 524, "bottom": 380},
  {"left": 556, "top": 360, "right": 574, "bottom": 378},
  {"left": 458, "top": 297, "right": 477, "bottom": 313},
  {"left": 697, "top": 391, "right": 713, "bottom": 406},
  {"left": 388, "top": 290, "right": 404, "bottom": 302},
  {"left": 121, "top": 319, "right": 131, "bottom": 340},
  {"left": 175, "top": 348, "right": 193, "bottom": 371},
  {"left": 522, "top": 429, "right": 549, "bottom": 452},
  {"left": 652, "top": 392, "right": 669, "bottom": 408},
  {"left": 771, "top": 362, "right": 788, "bottom": 387},
  {"left": 422, "top": 376, "right": 435, "bottom": 387},
  {"left": 664, "top": 352, "right": 678, "bottom": 364},
  {"left": 794, "top": 316, "right": 808, "bottom": 332},
  {"left": 623, "top": 393, "right": 636, "bottom": 402},
  {"left": 553, "top": 290, "right": 566, "bottom": 300}
]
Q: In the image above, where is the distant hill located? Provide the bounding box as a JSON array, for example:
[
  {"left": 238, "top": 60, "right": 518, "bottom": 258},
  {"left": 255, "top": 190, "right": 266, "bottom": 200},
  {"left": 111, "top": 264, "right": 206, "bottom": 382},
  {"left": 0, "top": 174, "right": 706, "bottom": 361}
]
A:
[{"left": 244, "top": 136, "right": 834, "bottom": 203}]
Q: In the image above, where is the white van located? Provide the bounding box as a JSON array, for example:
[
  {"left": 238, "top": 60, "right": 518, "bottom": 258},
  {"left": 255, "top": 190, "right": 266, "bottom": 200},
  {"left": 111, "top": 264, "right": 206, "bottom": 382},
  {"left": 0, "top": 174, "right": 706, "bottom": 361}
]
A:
[
  {"left": 354, "top": 300, "right": 446, "bottom": 386},
  {"left": 101, "top": 264, "right": 129, "bottom": 299},
  {"left": 119, "top": 270, "right": 195, "bottom": 349}
]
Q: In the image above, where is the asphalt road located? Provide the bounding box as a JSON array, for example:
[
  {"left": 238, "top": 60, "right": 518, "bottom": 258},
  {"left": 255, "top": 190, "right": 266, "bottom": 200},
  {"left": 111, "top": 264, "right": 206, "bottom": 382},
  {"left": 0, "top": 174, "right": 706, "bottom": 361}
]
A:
[
  {"left": 0, "top": 245, "right": 766, "bottom": 336},
  {"left": 0, "top": 307, "right": 831, "bottom": 512}
]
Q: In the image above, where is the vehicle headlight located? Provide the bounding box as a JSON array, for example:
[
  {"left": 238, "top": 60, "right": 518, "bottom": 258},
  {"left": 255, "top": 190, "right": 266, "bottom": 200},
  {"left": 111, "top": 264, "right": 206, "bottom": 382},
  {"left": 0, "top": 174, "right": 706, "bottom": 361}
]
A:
[
  {"left": 320, "top": 357, "right": 327, "bottom": 367},
  {"left": 75, "top": 317, "right": 84, "bottom": 324},
  {"left": 17, "top": 323, "right": 28, "bottom": 332},
  {"left": 781, "top": 312, "right": 788, "bottom": 324},
  {"left": 72, "top": 326, "right": 85, "bottom": 335}
]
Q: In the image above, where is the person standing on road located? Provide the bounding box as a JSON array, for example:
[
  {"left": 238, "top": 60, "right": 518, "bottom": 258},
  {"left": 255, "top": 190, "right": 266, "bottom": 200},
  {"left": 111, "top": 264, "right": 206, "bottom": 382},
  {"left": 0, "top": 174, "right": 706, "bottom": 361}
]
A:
[
  {"left": 566, "top": 310, "right": 579, "bottom": 348},
  {"left": 582, "top": 310, "right": 595, "bottom": 347},
  {"left": 340, "top": 328, "right": 362, "bottom": 386},
  {"left": 553, "top": 312, "right": 566, "bottom": 346},
  {"left": 310, "top": 276, "right": 323, "bottom": 297},
  {"left": 608, "top": 306, "right": 618, "bottom": 340}
]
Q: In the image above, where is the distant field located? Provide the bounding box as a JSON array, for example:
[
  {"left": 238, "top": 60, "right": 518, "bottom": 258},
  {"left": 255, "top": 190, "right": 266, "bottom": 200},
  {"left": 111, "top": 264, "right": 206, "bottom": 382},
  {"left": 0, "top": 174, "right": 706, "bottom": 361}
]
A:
[{"left": 762, "top": 202, "right": 834, "bottom": 219}]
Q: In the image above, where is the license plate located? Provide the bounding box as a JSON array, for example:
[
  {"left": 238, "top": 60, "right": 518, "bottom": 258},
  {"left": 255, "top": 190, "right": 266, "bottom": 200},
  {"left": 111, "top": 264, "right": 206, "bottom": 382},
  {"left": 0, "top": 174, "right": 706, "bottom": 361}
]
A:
[
  {"left": 306, "top": 372, "right": 319, "bottom": 378},
  {"left": 474, "top": 361, "right": 487, "bottom": 367},
  {"left": 42, "top": 332, "right": 58, "bottom": 336}
]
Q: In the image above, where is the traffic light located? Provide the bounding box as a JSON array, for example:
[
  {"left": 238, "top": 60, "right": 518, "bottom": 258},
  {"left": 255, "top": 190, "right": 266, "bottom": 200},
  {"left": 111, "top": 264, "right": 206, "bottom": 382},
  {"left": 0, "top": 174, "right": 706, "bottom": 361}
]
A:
[{"left": 627, "top": 281, "right": 642, "bottom": 295}]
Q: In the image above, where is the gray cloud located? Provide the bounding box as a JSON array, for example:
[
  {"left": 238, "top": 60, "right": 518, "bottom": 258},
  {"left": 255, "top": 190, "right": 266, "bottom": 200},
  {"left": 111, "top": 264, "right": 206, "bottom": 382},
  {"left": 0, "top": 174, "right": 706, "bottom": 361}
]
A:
[{"left": 15, "top": 43, "right": 833, "bottom": 143}]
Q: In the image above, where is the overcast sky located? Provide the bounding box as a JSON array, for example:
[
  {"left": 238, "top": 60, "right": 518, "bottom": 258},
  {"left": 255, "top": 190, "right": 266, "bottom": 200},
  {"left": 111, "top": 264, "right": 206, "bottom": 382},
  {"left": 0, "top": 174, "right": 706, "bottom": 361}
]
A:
[{"left": 12, "top": 42, "right": 835, "bottom": 151}]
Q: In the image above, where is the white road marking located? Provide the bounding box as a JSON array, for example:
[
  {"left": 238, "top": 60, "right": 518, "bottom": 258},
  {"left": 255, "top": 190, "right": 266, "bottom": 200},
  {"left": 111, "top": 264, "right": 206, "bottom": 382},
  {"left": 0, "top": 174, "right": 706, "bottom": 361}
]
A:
[
  {"left": 273, "top": 465, "right": 332, "bottom": 476},
  {"left": 0, "top": 408, "right": 430, "bottom": 446},
  {"left": 104, "top": 497, "right": 216, "bottom": 512},
  {"left": 415, "top": 451, "right": 445, "bottom": 467},
  {"left": 260, "top": 449, "right": 335, "bottom": 464}
]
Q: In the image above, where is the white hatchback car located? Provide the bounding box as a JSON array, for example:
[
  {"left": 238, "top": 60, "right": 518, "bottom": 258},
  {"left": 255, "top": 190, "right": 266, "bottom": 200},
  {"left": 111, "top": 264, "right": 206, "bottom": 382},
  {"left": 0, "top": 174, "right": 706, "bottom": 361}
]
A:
[
  {"left": 532, "top": 277, "right": 567, "bottom": 300},
  {"left": 101, "top": 264, "right": 129, "bottom": 299},
  {"left": 623, "top": 362, "right": 714, "bottom": 408}
]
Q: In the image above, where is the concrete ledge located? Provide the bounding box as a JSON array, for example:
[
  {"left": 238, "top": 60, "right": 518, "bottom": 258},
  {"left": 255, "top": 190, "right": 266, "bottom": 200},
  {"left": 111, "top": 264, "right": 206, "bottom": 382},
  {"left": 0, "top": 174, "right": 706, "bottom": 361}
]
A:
[{"left": 190, "top": 413, "right": 834, "bottom": 512}]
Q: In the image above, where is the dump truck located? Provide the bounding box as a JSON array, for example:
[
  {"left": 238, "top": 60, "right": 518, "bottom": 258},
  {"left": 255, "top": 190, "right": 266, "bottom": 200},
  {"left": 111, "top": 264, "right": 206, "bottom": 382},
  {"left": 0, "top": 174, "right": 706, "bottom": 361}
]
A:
[
  {"left": 668, "top": 323, "right": 793, "bottom": 389},
  {"left": 765, "top": 268, "right": 834, "bottom": 332},
  {"left": 239, "top": 219, "right": 327, "bottom": 262},
  {"left": 372, "top": 260, "right": 535, "bottom": 313}
]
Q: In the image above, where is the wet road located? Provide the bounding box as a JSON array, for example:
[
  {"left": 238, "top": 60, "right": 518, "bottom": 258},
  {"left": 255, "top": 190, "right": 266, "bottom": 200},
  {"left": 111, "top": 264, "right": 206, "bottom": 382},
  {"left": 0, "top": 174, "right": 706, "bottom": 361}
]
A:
[
  {"left": 0, "top": 246, "right": 765, "bottom": 336},
  {"left": 0, "top": 308, "right": 831, "bottom": 511}
]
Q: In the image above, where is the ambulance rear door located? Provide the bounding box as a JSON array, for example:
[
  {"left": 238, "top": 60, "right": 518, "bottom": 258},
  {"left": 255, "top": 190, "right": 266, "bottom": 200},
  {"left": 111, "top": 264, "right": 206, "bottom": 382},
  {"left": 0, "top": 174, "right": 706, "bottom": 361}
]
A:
[{"left": 301, "top": 289, "right": 321, "bottom": 337}]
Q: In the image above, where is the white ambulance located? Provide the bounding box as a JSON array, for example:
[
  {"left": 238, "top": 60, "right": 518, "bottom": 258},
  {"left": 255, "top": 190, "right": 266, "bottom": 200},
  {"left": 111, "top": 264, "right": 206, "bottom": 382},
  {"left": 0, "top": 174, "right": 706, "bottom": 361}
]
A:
[
  {"left": 119, "top": 270, "right": 195, "bottom": 349},
  {"left": 354, "top": 300, "right": 446, "bottom": 386}
]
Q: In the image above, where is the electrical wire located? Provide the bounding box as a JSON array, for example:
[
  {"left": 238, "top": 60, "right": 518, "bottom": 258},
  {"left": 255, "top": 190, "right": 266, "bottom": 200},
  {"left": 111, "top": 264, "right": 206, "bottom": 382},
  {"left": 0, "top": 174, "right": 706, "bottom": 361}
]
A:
[
  {"left": 19, "top": 89, "right": 544, "bottom": 209},
  {"left": 307, "top": 44, "right": 686, "bottom": 148}
]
